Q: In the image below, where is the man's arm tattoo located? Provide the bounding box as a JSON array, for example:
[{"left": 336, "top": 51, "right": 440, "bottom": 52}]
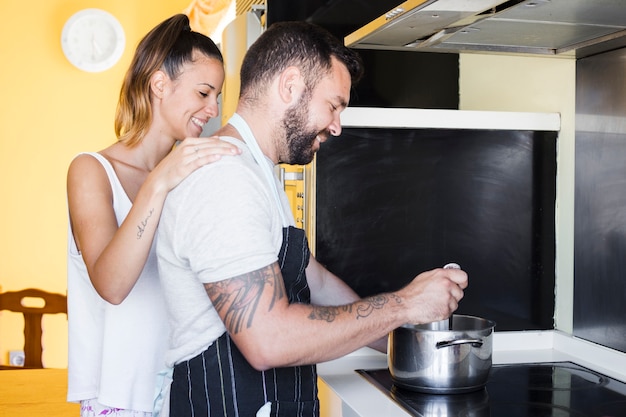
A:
[
  {"left": 308, "top": 293, "right": 402, "bottom": 323},
  {"left": 205, "top": 263, "right": 285, "bottom": 334}
]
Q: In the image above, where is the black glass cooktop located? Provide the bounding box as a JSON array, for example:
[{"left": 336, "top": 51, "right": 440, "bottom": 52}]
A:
[{"left": 357, "top": 362, "right": 626, "bottom": 417}]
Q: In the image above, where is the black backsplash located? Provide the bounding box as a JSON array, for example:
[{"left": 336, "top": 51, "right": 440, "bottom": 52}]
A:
[
  {"left": 267, "top": 0, "right": 404, "bottom": 39},
  {"left": 314, "top": 127, "right": 557, "bottom": 331},
  {"left": 348, "top": 50, "right": 459, "bottom": 110}
]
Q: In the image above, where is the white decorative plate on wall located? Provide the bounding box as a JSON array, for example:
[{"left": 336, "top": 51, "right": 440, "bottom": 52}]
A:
[{"left": 61, "top": 8, "right": 125, "bottom": 73}]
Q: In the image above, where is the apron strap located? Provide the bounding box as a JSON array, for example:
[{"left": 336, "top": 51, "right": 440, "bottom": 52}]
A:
[{"left": 228, "top": 113, "right": 289, "bottom": 227}]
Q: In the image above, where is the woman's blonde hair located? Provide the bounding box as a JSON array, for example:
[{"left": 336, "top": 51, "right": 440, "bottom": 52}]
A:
[{"left": 114, "top": 14, "right": 223, "bottom": 147}]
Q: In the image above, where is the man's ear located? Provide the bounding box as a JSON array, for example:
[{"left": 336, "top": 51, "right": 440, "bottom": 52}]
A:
[
  {"left": 150, "top": 70, "right": 167, "bottom": 99},
  {"left": 278, "top": 66, "right": 303, "bottom": 104}
]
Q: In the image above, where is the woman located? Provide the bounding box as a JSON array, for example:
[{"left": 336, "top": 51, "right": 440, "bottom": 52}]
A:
[{"left": 66, "top": 14, "right": 240, "bottom": 417}]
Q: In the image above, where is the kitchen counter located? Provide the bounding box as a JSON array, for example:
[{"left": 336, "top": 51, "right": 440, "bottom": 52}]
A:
[{"left": 316, "top": 330, "right": 626, "bottom": 417}]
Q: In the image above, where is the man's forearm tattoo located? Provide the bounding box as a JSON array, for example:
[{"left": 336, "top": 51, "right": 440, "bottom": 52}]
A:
[
  {"left": 308, "top": 304, "right": 351, "bottom": 323},
  {"left": 308, "top": 293, "right": 402, "bottom": 322},
  {"left": 136, "top": 208, "right": 154, "bottom": 239},
  {"left": 205, "top": 263, "right": 285, "bottom": 334}
]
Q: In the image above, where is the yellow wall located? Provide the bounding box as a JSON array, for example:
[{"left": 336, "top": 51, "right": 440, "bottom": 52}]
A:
[{"left": 0, "top": 0, "right": 196, "bottom": 368}]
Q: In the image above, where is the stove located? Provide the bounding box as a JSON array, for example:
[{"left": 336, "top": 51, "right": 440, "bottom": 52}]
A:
[{"left": 357, "top": 362, "right": 626, "bottom": 416}]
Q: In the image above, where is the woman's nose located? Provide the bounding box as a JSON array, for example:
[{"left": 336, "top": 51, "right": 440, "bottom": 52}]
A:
[{"left": 205, "top": 99, "right": 219, "bottom": 118}]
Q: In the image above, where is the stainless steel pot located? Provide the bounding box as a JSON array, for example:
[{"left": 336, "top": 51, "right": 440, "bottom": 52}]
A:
[{"left": 388, "top": 314, "right": 495, "bottom": 394}]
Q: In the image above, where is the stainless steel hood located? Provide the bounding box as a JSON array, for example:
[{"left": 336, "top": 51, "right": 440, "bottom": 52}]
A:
[{"left": 345, "top": 0, "right": 626, "bottom": 58}]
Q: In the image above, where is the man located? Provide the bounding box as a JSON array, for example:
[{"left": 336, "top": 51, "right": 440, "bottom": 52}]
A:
[{"left": 157, "top": 21, "right": 468, "bottom": 417}]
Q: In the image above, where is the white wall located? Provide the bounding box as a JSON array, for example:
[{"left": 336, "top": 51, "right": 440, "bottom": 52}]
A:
[{"left": 459, "top": 53, "right": 576, "bottom": 333}]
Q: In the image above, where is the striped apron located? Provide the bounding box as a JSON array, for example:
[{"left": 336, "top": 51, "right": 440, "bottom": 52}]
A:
[{"left": 169, "top": 226, "right": 319, "bottom": 416}]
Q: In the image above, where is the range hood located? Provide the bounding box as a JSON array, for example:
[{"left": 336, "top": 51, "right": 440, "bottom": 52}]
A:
[{"left": 345, "top": 0, "right": 626, "bottom": 57}]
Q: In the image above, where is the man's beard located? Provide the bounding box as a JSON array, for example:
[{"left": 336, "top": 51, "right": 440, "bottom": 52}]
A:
[{"left": 281, "top": 90, "right": 325, "bottom": 165}]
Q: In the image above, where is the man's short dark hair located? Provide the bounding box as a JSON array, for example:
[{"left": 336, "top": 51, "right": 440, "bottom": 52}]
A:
[{"left": 239, "top": 21, "right": 364, "bottom": 102}]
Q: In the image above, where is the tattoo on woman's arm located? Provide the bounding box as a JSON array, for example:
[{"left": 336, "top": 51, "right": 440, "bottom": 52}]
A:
[
  {"left": 205, "top": 263, "right": 285, "bottom": 334},
  {"left": 308, "top": 293, "right": 402, "bottom": 322},
  {"left": 136, "top": 208, "right": 155, "bottom": 239}
]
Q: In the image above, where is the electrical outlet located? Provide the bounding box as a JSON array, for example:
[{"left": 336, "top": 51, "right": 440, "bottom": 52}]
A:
[{"left": 9, "top": 350, "right": 25, "bottom": 367}]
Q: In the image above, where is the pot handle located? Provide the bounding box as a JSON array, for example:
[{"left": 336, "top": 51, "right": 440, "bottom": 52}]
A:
[{"left": 436, "top": 338, "right": 483, "bottom": 349}]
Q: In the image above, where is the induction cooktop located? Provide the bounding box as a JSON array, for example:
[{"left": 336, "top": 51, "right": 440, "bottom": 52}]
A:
[{"left": 357, "top": 362, "right": 626, "bottom": 416}]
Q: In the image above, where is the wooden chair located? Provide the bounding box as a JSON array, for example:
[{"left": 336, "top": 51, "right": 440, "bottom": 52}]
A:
[{"left": 0, "top": 288, "right": 67, "bottom": 368}]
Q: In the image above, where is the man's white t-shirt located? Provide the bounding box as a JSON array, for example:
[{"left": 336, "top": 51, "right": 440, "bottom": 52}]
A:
[{"left": 156, "top": 137, "right": 294, "bottom": 367}]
